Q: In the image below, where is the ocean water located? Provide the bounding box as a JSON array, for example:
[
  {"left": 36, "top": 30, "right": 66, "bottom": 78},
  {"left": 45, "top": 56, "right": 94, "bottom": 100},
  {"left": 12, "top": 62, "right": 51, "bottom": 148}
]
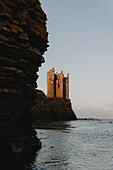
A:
[{"left": 28, "top": 119, "right": 113, "bottom": 170}]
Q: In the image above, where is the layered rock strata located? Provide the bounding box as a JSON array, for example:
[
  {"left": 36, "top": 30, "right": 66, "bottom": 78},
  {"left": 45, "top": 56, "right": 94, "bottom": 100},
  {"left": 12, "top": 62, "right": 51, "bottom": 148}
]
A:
[
  {"left": 32, "top": 90, "right": 77, "bottom": 123},
  {"left": 0, "top": 0, "right": 48, "bottom": 164}
]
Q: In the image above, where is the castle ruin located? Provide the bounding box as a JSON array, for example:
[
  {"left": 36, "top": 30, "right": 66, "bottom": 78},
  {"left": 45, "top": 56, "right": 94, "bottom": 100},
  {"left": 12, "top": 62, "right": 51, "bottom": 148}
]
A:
[{"left": 47, "top": 68, "right": 69, "bottom": 99}]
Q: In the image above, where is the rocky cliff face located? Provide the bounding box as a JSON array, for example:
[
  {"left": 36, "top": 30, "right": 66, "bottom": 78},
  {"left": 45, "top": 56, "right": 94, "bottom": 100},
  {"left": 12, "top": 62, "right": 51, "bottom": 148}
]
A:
[
  {"left": 32, "top": 90, "right": 77, "bottom": 123},
  {"left": 0, "top": 0, "right": 48, "bottom": 165}
]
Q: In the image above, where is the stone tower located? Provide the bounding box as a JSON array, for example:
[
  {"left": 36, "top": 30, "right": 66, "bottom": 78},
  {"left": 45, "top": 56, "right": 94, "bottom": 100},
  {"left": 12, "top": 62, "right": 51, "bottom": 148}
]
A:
[
  {"left": 47, "top": 68, "right": 55, "bottom": 97},
  {"left": 56, "top": 71, "right": 64, "bottom": 98},
  {"left": 63, "top": 73, "right": 69, "bottom": 100},
  {"left": 47, "top": 68, "right": 69, "bottom": 99}
]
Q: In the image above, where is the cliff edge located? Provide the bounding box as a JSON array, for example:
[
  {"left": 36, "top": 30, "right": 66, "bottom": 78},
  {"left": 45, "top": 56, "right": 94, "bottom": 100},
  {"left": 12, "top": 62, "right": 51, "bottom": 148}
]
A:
[{"left": 0, "top": 0, "right": 48, "bottom": 166}]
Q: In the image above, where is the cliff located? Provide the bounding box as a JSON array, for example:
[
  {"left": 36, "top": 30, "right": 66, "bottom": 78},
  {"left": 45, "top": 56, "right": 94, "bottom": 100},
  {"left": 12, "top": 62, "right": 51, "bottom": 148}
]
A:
[
  {"left": 32, "top": 90, "right": 77, "bottom": 123},
  {"left": 0, "top": 0, "right": 48, "bottom": 166}
]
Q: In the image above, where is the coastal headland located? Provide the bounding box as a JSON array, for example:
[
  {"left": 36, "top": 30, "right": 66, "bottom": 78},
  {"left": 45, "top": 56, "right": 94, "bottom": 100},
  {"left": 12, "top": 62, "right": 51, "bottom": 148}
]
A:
[
  {"left": 32, "top": 68, "right": 77, "bottom": 125},
  {"left": 32, "top": 89, "right": 77, "bottom": 125}
]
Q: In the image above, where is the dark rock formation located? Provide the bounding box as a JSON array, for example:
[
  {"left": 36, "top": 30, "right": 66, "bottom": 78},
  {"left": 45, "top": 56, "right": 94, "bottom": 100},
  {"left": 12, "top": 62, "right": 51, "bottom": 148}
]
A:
[
  {"left": 32, "top": 90, "right": 77, "bottom": 123},
  {"left": 0, "top": 0, "right": 48, "bottom": 165}
]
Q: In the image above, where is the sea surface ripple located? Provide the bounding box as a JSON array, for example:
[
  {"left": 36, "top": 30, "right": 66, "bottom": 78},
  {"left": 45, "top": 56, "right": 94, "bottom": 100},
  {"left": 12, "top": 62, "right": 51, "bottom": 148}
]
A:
[{"left": 28, "top": 119, "right": 113, "bottom": 170}]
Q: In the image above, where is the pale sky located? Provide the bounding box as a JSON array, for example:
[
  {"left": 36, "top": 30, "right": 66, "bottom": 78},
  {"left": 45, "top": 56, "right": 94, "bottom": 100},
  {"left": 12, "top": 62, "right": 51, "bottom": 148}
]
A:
[{"left": 38, "top": 0, "right": 113, "bottom": 119}]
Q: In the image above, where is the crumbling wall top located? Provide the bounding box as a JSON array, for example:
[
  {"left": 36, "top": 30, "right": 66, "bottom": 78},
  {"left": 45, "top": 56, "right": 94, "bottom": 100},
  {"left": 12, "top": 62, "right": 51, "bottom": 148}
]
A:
[{"left": 47, "top": 68, "right": 69, "bottom": 99}]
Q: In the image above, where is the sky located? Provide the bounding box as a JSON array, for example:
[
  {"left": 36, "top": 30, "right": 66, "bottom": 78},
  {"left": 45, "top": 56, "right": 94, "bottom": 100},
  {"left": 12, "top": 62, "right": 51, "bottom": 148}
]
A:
[{"left": 38, "top": 0, "right": 113, "bottom": 119}]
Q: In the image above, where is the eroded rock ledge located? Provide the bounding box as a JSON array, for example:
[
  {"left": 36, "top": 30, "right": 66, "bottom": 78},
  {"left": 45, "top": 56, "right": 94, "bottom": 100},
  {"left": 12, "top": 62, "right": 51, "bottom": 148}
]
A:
[
  {"left": 0, "top": 0, "right": 48, "bottom": 165},
  {"left": 32, "top": 90, "right": 77, "bottom": 124}
]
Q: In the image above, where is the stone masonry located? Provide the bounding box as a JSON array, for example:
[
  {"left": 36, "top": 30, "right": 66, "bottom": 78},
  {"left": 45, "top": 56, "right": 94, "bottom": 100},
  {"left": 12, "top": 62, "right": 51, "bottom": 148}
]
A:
[{"left": 47, "top": 68, "right": 69, "bottom": 99}]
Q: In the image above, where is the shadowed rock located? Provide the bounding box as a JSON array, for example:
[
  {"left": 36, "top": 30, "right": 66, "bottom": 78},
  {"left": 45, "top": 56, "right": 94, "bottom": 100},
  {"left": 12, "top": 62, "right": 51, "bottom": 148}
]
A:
[
  {"left": 32, "top": 90, "right": 77, "bottom": 124},
  {"left": 0, "top": 0, "right": 48, "bottom": 166}
]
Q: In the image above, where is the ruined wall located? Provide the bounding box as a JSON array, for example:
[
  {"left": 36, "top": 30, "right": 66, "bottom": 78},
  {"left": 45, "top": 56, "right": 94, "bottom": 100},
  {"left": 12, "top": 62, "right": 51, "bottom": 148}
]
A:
[
  {"left": 65, "top": 73, "right": 69, "bottom": 100},
  {"left": 47, "top": 68, "right": 55, "bottom": 97},
  {"left": 47, "top": 68, "right": 69, "bottom": 99},
  {"left": 0, "top": 0, "right": 48, "bottom": 165},
  {"left": 56, "top": 71, "right": 64, "bottom": 98}
]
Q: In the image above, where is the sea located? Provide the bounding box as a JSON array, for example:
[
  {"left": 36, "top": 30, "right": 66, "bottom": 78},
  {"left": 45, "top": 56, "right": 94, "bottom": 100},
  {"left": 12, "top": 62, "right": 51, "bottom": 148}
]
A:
[{"left": 27, "top": 119, "right": 113, "bottom": 170}]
